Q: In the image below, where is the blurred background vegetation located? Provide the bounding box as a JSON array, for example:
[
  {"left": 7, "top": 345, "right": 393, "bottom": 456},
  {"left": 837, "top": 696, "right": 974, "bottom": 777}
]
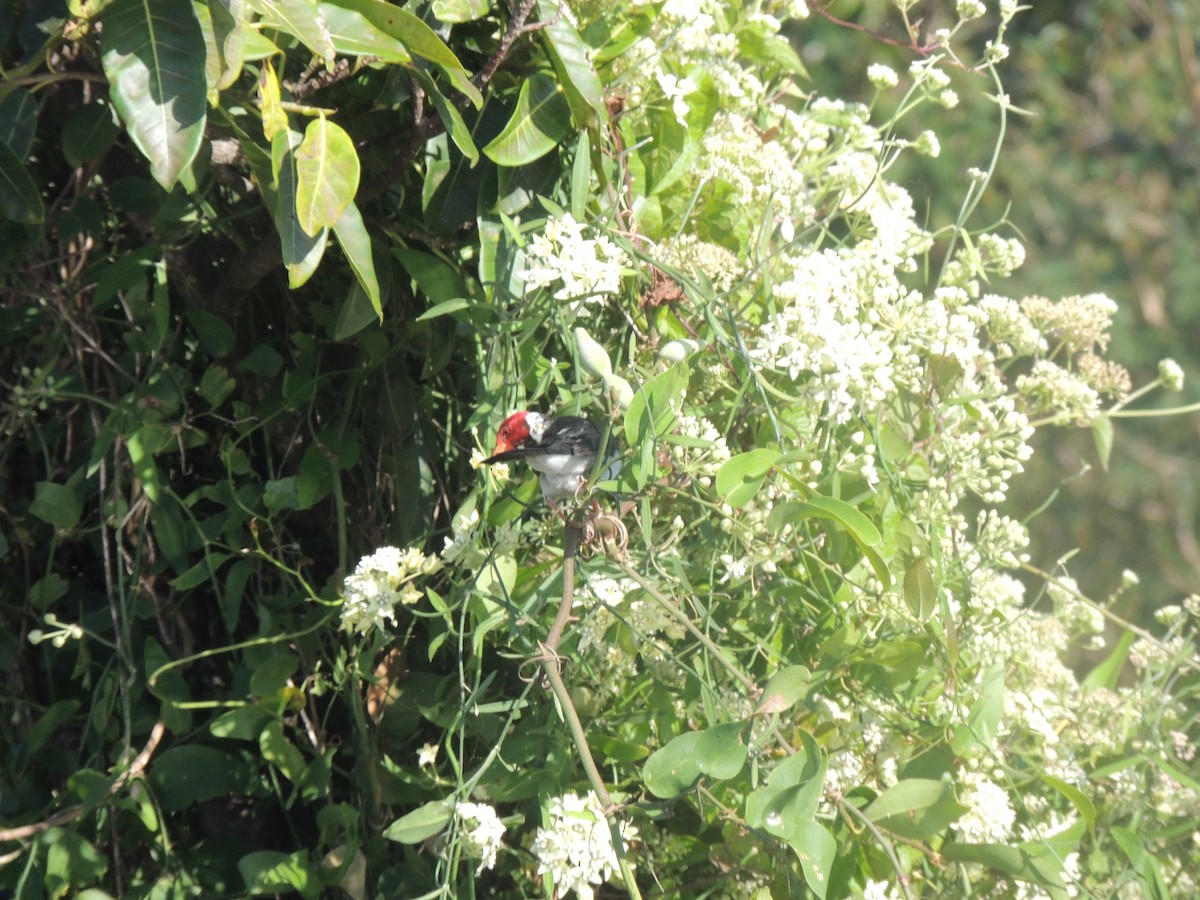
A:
[{"left": 801, "top": 0, "right": 1200, "bottom": 619}]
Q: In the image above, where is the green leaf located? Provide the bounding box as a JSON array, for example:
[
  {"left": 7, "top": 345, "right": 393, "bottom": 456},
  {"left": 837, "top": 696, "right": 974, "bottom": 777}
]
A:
[
  {"left": 207, "top": 0, "right": 246, "bottom": 91},
  {"left": 755, "top": 665, "right": 811, "bottom": 715},
  {"left": 319, "top": 2, "right": 412, "bottom": 63},
  {"left": 482, "top": 74, "right": 573, "bottom": 166},
  {"left": 537, "top": 0, "right": 607, "bottom": 128},
  {"left": 324, "top": 0, "right": 480, "bottom": 104},
  {"left": 100, "top": 0, "right": 208, "bottom": 189},
  {"left": 745, "top": 730, "right": 824, "bottom": 827},
  {"left": 736, "top": 24, "right": 809, "bottom": 79},
  {"left": 394, "top": 246, "right": 466, "bottom": 303},
  {"left": 250, "top": 0, "right": 334, "bottom": 61},
  {"left": 383, "top": 799, "right": 455, "bottom": 843},
  {"left": 433, "top": 0, "right": 488, "bottom": 22},
  {"left": 332, "top": 201, "right": 381, "bottom": 318},
  {"left": 643, "top": 722, "right": 747, "bottom": 798},
  {"left": 715, "top": 449, "right": 780, "bottom": 508},
  {"left": 30, "top": 481, "right": 82, "bottom": 528},
  {"left": 149, "top": 745, "right": 251, "bottom": 811},
  {"left": 127, "top": 428, "right": 165, "bottom": 503},
  {"left": 295, "top": 116, "right": 360, "bottom": 237},
  {"left": 63, "top": 102, "right": 120, "bottom": 168},
  {"left": 260, "top": 719, "right": 306, "bottom": 784},
  {"left": 238, "top": 850, "right": 320, "bottom": 900},
  {"left": 903, "top": 556, "right": 937, "bottom": 620},
  {"left": 1081, "top": 629, "right": 1134, "bottom": 690},
  {"left": 1042, "top": 774, "right": 1095, "bottom": 833},
  {"left": 942, "top": 842, "right": 1066, "bottom": 891},
  {"left": 412, "top": 68, "right": 478, "bottom": 164},
  {"left": 414, "top": 298, "right": 471, "bottom": 321},
  {"left": 209, "top": 705, "right": 272, "bottom": 740},
  {"left": 864, "top": 778, "right": 967, "bottom": 840},
  {"left": 44, "top": 829, "right": 108, "bottom": 898},
  {"left": 0, "top": 89, "right": 37, "bottom": 157},
  {"left": 0, "top": 139, "right": 44, "bottom": 223},
  {"left": 951, "top": 664, "right": 1004, "bottom": 755},
  {"left": 623, "top": 363, "right": 689, "bottom": 456},
  {"left": 271, "top": 129, "right": 328, "bottom": 287},
  {"left": 785, "top": 819, "right": 835, "bottom": 899}
]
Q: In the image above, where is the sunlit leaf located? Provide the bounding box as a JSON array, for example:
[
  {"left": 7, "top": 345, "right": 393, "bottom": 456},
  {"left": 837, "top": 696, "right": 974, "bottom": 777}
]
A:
[
  {"left": 271, "top": 129, "right": 328, "bottom": 287},
  {"left": 715, "top": 449, "right": 780, "bottom": 508},
  {"left": 295, "top": 116, "right": 360, "bottom": 237},
  {"left": 383, "top": 799, "right": 455, "bottom": 843},
  {"left": 903, "top": 556, "right": 937, "bottom": 620},
  {"left": 332, "top": 201, "right": 381, "bottom": 319},
  {"left": 249, "top": 0, "right": 335, "bottom": 62},
  {"left": 482, "top": 74, "right": 573, "bottom": 166},
  {"left": 100, "top": 0, "right": 207, "bottom": 189},
  {"left": 537, "top": 0, "right": 606, "bottom": 129},
  {"left": 319, "top": 2, "right": 412, "bottom": 62}
]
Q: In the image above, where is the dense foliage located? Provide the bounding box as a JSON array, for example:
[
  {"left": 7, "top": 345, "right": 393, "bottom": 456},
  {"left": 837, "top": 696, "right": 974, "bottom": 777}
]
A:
[{"left": 1, "top": 1, "right": 1197, "bottom": 898}]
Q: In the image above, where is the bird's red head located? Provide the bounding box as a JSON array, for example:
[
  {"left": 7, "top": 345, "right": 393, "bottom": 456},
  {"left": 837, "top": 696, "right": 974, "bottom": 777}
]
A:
[{"left": 492, "top": 411, "right": 532, "bottom": 456}]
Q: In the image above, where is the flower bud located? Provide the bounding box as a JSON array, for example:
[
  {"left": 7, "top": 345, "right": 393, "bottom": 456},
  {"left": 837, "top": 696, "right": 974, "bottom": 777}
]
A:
[{"left": 574, "top": 327, "right": 613, "bottom": 379}]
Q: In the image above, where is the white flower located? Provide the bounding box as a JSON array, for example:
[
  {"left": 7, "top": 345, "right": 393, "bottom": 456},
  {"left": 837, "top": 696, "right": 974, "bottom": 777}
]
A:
[
  {"left": 531, "top": 792, "right": 637, "bottom": 899},
  {"left": 1158, "top": 358, "right": 1185, "bottom": 391},
  {"left": 956, "top": 0, "right": 985, "bottom": 20},
  {"left": 456, "top": 802, "right": 506, "bottom": 874},
  {"left": 417, "top": 742, "right": 439, "bottom": 767},
  {"left": 520, "top": 214, "right": 628, "bottom": 310},
  {"left": 340, "top": 546, "right": 439, "bottom": 635},
  {"left": 867, "top": 64, "right": 898, "bottom": 89},
  {"left": 952, "top": 772, "right": 1016, "bottom": 842},
  {"left": 657, "top": 72, "right": 697, "bottom": 125}
]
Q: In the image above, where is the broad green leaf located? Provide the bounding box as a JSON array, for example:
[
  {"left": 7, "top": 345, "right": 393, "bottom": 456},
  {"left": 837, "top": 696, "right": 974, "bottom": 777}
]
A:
[
  {"left": 715, "top": 449, "right": 780, "bottom": 508},
  {"left": 100, "top": 0, "right": 207, "bottom": 189},
  {"left": 319, "top": 3, "right": 412, "bottom": 62},
  {"left": 736, "top": 23, "right": 809, "bottom": 79},
  {"left": 295, "top": 116, "right": 360, "bottom": 237},
  {"left": 942, "top": 842, "right": 1067, "bottom": 891},
  {"left": 537, "top": 0, "right": 606, "bottom": 129},
  {"left": 411, "top": 69, "right": 478, "bottom": 164},
  {"left": 332, "top": 201, "right": 381, "bottom": 318},
  {"left": 785, "top": 819, "right": 835, "bottom": 899},
  {"left": 643, "top": 722, "right": 747, "bottom": 798},
  {"left": 208, "top": 0, "right": 245, "bottom": 91},
  {"left": 1042, "top": 774, "right": 1095, "bottom": 833},
  {"left": 394, "top": 246, "right": 466, "bottom": 303},
  {"left": 1081, "top": 629, "right": 1134, "bottom": 690},
  {"left": 623, "top": 363, "right": 689, "bottom": 447},
  {"left": 482, "top": 74, "right": 573, "bottom": 166},
  {"left": 755, "top": 665, "right": 811, "bottom": 715},
  {"left": 210, "top": 705, "right": 272, "bottom": 740},
  {"left": 238, "top": 850, "right": 320, "bottom": 900},
  {"left": 31, "top": 481, "right": 82, "bottom": 528},
  {"left": 271, "top": 129, "right": 328, "bottom": 287},
  {"left": 951, "top": 664, "right": 1004, "bottom": 755},
  {"left": 63, "top": 102, "right": 120, "bottom": 167},
  {"left": 383, "top": 799, "right": 455, "bottom": 843},
  {"left": 258, "top": 59, "right": 288, "bottom": 142},
  {"left": 249, "top": 0, "right": 334, "bottom": 61},
  {"left": 324, "top": 0, "right": 480, "bottom": 104},
  {"left": 250, "top": 653, "right": 300, "bottom": 696},
  {"left": 0, "top": 89, "right": 37, "bottom": 157},
  {"left": 1092, "top": 413, "right": 1113, "bottom": 471},
  {"left": 414, "top": 298, "right": 471, "bottom": 321},
  {"left": 432, "top": 0, "right": 487, "bottom": 23},
  {"left": 0, "top": 139, "right": 44, "bottom": 223},
  {"left": 260, "top": 720, "right": 306, "bottom": 783},
  {"left": 44, "top": 829, "right": 108, "bottom": 897},
  {"left": 745, "top": 730, "right": 824, "bottom": 827},
  {"left": 864, "top": 778, "right": 967, "bottom": 840},
  {"left": 903, "top": 556, "right": 937, "bottom": 620},
  {"left": 149, "top": 745, "right": 251, "bottom": 811},
  {"left": 796, "top": 494, "right": 882, "bottom": 546}
]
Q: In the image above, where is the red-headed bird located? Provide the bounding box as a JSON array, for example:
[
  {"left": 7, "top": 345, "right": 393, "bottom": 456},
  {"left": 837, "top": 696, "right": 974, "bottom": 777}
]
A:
[{"left": 483, "top": 411, "right": 614, "bottom": 503}]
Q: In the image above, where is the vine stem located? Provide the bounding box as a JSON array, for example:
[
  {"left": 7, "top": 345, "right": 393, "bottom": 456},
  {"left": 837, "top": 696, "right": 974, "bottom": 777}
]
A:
[{"left": 541, "top": 522, "right": 643, "bottom": 900}]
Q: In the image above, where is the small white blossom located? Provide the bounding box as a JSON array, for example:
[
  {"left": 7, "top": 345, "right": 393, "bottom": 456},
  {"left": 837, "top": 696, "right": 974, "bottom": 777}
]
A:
[
  {"left": 341, "top": 546, "right": 440, "bottom": 635},
  {"left": 521, "top": 214, "right": 629, "bottom": 310},
  {"left": 417, "top": 742, "right": 439, "bottom": 767},
  {"left": 956, "top": 0, "right": 985, "bottom": 20},
  {"left": 952, "top": 772, "right": 1016, "bottom": 842},
  {"left": 531, "top": 792, "right": 637, "bottom": 899},
  {"left": 1158, "top": 358, "right": 1185, "bottom": 391},
  {"left": 657, "top": 72, "right": 697, "bottom": 125},
  {"left": 456, "top": 802, "right": 506, "bottom": 874},
  {"left": 867, "top": 64, "right": 898, "bottom": 89}
]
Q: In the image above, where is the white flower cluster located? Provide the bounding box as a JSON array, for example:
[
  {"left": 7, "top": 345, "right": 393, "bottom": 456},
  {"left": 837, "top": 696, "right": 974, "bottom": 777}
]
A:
[
  {"left": 952, "top": 771, "right": 1016, "bottom": 843},
  {"left": 455, "top": 802, "right": 506, "bottom": 875},
  {"left": 531, "top": 792, "right": 637, "bottom": 899},
  {"left": 340, "top": 545, "right": 441, "bottom": 635},
  {"left": 521, "top": 213, "right": 628, "bottom": 310}
]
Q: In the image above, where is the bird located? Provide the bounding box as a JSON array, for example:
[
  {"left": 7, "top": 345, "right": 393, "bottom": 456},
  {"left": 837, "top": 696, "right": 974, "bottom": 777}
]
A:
[{"left": 482, "top": 411, "right": 615, "bottom": 504}]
